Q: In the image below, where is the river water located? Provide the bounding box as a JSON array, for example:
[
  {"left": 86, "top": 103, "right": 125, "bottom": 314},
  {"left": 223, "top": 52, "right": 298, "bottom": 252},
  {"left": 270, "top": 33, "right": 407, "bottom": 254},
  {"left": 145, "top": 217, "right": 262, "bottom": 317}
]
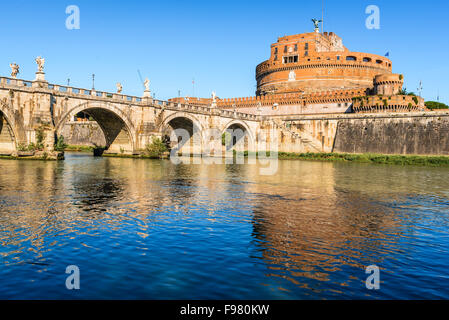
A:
[{"left": 0, "top": 152, "right": 448, "bottom": 299}]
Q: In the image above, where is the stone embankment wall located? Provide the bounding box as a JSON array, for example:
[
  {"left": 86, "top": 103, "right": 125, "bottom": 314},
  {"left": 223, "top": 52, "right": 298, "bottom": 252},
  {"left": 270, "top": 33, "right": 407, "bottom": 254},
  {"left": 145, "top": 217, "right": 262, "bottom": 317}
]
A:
[
  {"left": 60, "top": 121, "right": 106, "bottom": 147},
  {"left": 276, "top": 111, "right": 449, "bottom": 155},
  {"left": 332, "top": 113, "right": 449, "bottom": 155}
]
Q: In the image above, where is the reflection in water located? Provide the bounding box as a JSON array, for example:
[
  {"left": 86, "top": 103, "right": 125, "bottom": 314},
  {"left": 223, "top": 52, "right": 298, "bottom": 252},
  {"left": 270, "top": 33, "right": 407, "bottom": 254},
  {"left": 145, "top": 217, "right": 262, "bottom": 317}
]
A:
[{"left": 0, "top": 153, "right": 449, "bottom": 299}]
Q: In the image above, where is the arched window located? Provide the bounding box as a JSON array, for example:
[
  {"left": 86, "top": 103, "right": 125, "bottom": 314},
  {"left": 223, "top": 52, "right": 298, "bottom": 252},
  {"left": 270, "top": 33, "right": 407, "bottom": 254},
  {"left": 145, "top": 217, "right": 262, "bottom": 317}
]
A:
[
  {"left": 346, "top": 56, "right": 357, "bottom": 61},
  {"left": 363, "top": 57, "right": 372, "bottom": 62}
]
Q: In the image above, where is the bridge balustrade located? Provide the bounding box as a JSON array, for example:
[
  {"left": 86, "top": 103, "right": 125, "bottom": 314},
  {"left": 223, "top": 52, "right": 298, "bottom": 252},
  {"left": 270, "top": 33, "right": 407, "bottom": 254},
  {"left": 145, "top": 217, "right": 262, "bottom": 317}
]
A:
[{"left": 0, "top": 76, "right": 261, "bottom": 121}]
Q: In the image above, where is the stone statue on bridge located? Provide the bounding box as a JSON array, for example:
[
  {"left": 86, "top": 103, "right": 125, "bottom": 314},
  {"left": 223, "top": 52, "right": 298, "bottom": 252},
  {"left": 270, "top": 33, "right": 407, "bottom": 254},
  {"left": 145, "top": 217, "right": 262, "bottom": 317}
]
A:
[
  {"left": 143, "top": 78, "right": 151, "bottom": 98},
  {"left": 211, "top": 91, "right": 217, "bottom": 108},
  {"left": 10, "top": 63, "right": 19, "bottom": 78},
  {"left": 116, "top": 83, "right": 123, "bottom": 94},
  {"left": 35, "top": 56, "right": 45, "bottom": 73},
  {"left": 144, "top": 78, "right": 150, "bottom": 92}
]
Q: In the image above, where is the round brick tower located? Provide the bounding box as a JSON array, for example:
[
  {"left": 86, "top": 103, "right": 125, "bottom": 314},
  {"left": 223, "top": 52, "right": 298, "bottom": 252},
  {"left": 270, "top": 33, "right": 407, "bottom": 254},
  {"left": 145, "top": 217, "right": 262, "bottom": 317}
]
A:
[
  {"left": 256, "top": 31, "right": 393, "bottom": 96},
  {"left": 373, "top": 74, "right": 404, "bottom": 95}
]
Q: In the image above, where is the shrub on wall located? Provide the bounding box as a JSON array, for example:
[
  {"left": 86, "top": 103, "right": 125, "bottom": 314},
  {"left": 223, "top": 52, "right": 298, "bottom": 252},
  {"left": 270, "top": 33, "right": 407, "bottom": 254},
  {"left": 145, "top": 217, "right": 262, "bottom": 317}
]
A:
[
  {"left": 54, "top": 135, "right": 68, "bottom": 151},
  {"left": 35, "top": 127, "right": 45, "bottom": 150},
  {"left": 222, "top": 132, "right": 232, "bottom": 146}
]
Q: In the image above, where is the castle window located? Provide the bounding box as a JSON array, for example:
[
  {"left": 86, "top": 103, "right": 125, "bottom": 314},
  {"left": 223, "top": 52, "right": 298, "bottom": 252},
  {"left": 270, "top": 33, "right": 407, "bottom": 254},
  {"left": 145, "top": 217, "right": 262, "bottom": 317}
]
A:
[
  {"left": 274, "top": 55, "right": 278, "bottom": 61},
  {"left": 274, "top": 47, "right": 278, "bottom": 54},
  {"left": 337, "top": 56, "right": 340, "bottom": 60},
  {"left": 346, "top": 56, "right": 357, "bottom": 61},
  {"left": 283, "top": 55, "right": 298, "bottom": 63},
  {"left": 284, "top": 46, "right": 287, "bottom": 53},
  {"left": 305, "top": 51, "right": 308, "bottom": 57},
  {"left": 363, "top": 57, "right": 372, "bottom": 62},
  {"left": 294, "top": 44, "right": 298, "bottom": 51},
  {"left": 376, "top": 59, "right": 383, "bottom": 64},
  {"left": 305, "top": 43, "right": 309, "bottom": 50}
]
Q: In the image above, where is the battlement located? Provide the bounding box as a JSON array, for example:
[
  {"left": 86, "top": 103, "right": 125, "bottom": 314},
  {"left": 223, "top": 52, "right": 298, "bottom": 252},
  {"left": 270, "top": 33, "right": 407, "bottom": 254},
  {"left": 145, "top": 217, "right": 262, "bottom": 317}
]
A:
[
  {"left": 352, "top": 95, "right": 427, "bottom": 113},
  {"left": 217, "top": 88, "right": 368, "bottom": 109}
]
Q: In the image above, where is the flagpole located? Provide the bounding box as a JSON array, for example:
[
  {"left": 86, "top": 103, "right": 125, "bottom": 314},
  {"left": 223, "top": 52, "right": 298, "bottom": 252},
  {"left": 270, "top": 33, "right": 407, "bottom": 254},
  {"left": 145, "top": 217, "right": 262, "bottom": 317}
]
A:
[{"left": 322, "top": 0, "right": 324, "bottom": 33}]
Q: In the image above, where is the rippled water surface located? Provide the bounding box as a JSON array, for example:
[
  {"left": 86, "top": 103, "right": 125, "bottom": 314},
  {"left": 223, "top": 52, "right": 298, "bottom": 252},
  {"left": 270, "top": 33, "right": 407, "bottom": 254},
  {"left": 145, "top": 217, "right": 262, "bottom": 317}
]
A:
[{"left": 1, "top": 152, "right": 449, "bottom": 299}]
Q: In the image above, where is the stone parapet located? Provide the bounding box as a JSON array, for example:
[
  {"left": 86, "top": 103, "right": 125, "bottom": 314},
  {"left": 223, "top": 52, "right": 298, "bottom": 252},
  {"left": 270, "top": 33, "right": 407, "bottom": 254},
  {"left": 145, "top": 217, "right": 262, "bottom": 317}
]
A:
[{"left": 352, "top": 95, "right": 426, "bottom": 113}]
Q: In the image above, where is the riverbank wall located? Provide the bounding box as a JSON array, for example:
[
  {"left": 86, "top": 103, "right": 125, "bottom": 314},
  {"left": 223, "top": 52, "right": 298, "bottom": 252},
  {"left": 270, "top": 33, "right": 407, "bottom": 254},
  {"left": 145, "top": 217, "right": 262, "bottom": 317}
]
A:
[{"left": 277, "top": 111, "right": 449, "bottom": 156}]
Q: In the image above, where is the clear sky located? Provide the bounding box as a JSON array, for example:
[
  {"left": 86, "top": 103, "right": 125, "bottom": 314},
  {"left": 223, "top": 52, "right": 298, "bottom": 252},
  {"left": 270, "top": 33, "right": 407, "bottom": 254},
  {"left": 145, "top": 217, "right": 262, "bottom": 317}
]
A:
[{"left": 0, "top": 0, "right": 448, "bottom": 103}]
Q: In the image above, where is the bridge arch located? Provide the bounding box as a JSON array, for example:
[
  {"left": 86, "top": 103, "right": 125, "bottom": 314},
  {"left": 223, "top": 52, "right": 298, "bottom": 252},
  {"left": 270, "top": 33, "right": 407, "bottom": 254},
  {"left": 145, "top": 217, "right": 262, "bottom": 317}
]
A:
[
  {"left": 0, "top": 102, "right": 21, "bottom": 153},
  {"left": 221, "top": 119, "right": 255, "bottom": 152},
  {"left": 160, "top": 112, "right": 204, "bottom": 155},
  {"left": 55, "top": 102, "right": 136, "bottom": 153}
]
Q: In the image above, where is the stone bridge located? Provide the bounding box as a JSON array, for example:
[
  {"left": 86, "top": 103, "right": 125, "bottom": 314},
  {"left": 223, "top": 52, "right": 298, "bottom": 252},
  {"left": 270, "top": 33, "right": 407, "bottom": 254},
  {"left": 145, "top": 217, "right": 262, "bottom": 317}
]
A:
[
  {"left": 2, "top": 74, "right": 445, "bottom": 158},
  {"left": 1, "top": 75, "right": 311, "bottom": 157}
]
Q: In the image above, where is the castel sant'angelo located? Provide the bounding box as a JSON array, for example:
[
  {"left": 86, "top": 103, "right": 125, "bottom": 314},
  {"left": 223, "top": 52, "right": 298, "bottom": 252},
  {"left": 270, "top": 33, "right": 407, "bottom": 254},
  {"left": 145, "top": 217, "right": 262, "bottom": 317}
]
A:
[{"left": 171, "top": 22, "right": 426, "bottom": 116}]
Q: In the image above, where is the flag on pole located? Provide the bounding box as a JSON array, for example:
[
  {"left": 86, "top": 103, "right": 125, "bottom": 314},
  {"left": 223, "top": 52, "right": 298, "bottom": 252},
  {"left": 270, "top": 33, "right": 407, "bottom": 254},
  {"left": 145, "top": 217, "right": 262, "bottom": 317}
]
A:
[{"left": 385, "top": 52, "right": 390, "bottom": 57}]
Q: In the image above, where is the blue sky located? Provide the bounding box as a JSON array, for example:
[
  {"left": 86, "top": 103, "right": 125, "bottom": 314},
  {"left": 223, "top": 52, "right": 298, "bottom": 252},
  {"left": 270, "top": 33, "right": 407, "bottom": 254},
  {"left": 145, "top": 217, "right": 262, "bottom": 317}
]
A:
[{"left": 0, "top": 0, "right": 448, "bottom": 103}]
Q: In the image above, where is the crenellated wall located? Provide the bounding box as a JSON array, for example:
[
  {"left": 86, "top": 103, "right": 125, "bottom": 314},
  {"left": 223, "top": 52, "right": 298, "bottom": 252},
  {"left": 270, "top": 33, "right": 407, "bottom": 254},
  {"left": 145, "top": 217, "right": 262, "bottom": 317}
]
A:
[
  {"left": 217, "top": 88, "right": 367, "bottom": 116},
  {"left": 352, "top": 95, "right": 426, "bottom": 113}
]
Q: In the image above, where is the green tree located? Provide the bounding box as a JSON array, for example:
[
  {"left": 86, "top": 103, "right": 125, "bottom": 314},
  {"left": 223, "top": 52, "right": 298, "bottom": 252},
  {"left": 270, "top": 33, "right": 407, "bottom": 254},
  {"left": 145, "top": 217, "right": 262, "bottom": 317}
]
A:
[
  {"left": 145, "top": 136, "right": 168, "bottom": 158},
  {"left": 425, "top": 101, "right": 449, "bottom": 110}
]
